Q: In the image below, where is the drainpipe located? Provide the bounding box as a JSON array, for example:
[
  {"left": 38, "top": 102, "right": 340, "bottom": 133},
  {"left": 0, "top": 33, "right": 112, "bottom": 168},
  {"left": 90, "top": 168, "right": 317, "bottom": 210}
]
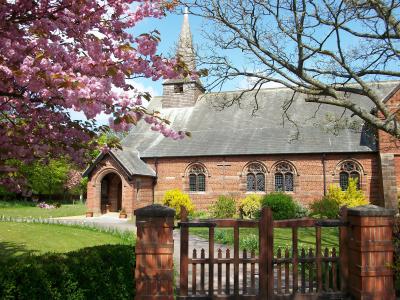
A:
[
  {"left": 322, "top": 153, "right": 327, "bottom": 196},
  {"left": 152, "top": 158, "right": 158, "bottom": 204}
]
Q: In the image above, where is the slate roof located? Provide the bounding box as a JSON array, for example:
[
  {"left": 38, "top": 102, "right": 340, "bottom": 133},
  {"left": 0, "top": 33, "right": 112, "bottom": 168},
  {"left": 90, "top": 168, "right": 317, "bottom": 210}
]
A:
[
  {"left": 83, "top": 149, "right": 156, "bottom": 178},
  {"left": 120, "top": 81, "right": 399, "bottom": 158}
]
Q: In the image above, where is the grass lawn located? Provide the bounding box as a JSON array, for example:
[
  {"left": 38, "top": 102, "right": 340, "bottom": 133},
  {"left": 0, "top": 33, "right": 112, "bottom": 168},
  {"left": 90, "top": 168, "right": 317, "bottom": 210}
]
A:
[
  {"left": 189, "top": 227, "right": 339, "bottom": 252},
  {"left": 0, "top": 200, "right": 86, "bottom": 218},
  {"left": 0, "top": 222, "right": 134, "bottom": 260},
  {"left": 0, "top": 221, "right": 136, "bottom": 299}
]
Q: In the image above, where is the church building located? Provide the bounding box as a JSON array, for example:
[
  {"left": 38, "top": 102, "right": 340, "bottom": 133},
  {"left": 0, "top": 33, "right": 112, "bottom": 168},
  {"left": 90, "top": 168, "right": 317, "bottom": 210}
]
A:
[{"left": 84, "top": 12, "right": 400, "bottom": 216}]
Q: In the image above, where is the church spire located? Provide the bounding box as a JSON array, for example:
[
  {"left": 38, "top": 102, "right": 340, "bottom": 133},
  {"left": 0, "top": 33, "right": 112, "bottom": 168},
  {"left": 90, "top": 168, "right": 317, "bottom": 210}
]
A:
[
  {"left": 177, "top": 7, "right": 196, "bottom": 71},
  {"left": 161, "top": 8, "right": 204, "bottom": 108}
]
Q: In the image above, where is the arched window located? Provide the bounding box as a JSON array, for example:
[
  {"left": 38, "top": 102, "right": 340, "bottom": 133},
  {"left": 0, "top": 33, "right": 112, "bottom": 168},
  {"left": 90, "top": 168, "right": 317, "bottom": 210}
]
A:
[
  {"left": 274, "top": 162, "right": 295, "bottom": 192},
  {"left": 246, "top": 163, "right": 266, "bottom": 192},
  {"left": 188, "top": 164, "right": 206, "bottom": 192},
  {"left": 338, "top": 161, "right": 361, "bottom": 190}
]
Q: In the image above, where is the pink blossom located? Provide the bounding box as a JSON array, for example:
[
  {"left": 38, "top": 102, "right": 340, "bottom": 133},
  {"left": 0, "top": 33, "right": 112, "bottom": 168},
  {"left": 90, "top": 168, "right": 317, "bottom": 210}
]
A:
[{"left": 0, "top": 0, "right": 196, "bottom": 190}]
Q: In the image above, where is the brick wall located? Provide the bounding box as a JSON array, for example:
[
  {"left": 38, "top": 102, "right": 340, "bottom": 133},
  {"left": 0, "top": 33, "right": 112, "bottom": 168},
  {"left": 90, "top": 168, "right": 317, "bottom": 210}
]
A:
[
  {"left": 144, "top": 152, "right": 380, "bottom": 210},
  {"left": 133, "top": 176, "right": 154, "bottom": 210},
  {"left": 378, "top": 85, "right": 400, "bottom": 207},
  {"left": 378, "top": 86, "right": 400, "bottom": 154}
]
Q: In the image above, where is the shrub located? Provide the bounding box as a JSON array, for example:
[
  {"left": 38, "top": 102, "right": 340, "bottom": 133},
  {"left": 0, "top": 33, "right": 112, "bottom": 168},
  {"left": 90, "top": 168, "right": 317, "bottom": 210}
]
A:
[
  {"left": 238, "top": 194, "right": 262, "bottom": 219},
  {"left": 0, "top": 244, "right": 135, "bottom": 299},
  {"left": 210, "top": 195, "right": 237, "bottom": 218},
  {"left": 259, "top": 193, "right": 297, "bottom": 220},
  {"left": 162, "top": 189, "right": 194, "bottom": 218},
  {"left": 327, "top": 178, "right": 367, "bottom": 208},
  {"left": 310, "top": 178, "right": 367, "bottom": 218},
  {"left": 240, "top": 234, "right": 259, "bottom": 252},
  {"left": 294, "top": 202, "right": 309, "bottom": 218},
  {"left": 189, "top": 210, "right": 211, "bottom": 219},
  {"left": 309, "top": 196, "right": 340, "bottom": 218}
]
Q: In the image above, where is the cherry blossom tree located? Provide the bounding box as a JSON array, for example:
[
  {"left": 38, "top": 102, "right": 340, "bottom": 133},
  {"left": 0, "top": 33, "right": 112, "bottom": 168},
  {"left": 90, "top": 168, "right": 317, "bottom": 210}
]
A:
[{"left": 0, "top": 0, "right": 193, "bottom": 191}]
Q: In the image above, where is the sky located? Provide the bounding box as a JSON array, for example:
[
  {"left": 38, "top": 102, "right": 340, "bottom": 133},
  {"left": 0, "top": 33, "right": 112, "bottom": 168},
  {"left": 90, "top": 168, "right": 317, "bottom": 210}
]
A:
[
  {"left": 71, "top": 7, "right": 252, "bottom": 124},
  {"left": 130, "top": 8, "right": 204, "bottom": 96},
  {"left": 71, "top": 9, "right": 204, "bottom": 124},
  {"left": 127, "top": 7, "right": 260, "bottom": 96}
]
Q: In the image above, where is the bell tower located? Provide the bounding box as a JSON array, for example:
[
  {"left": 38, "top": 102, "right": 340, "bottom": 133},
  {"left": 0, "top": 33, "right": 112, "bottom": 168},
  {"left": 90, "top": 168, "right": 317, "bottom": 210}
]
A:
[{"left": 162, "top": 8, "right": 205, "bottom": 108}]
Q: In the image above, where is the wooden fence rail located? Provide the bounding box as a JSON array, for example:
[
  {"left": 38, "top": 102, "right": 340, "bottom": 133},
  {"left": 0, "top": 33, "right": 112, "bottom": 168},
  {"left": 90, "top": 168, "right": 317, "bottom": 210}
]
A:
[
  {"left": 135, "top": 204, "right": 396, "bottom": 300},
  {"left": 177, "top": 207, "right": 347, "bottom": 300}
]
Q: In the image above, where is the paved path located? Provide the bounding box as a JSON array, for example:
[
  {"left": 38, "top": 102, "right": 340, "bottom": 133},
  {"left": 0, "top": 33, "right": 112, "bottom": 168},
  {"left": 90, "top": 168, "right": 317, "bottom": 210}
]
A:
[{"left": 54, "top": 213, "right": 137, "bottom": 233}]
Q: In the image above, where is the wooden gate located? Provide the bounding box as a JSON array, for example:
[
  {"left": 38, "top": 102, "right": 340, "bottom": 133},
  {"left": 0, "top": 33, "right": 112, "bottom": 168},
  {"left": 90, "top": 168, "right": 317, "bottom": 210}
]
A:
[{"left": 178, "top": 207, "right": 348, "bottom": 299}]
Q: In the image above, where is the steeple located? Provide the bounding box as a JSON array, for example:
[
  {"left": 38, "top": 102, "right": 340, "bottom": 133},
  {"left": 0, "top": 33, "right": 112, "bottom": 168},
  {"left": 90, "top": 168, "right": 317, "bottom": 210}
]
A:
[
  {"left": 177, "top": 7, "right": 196, "bottom": 71},
  {"left": 161, "top": 8, "right": 205, "bottom": 108}
]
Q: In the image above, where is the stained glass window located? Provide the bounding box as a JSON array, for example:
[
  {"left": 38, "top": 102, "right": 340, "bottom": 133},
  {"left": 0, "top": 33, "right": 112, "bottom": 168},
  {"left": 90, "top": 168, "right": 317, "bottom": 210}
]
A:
[
  {"left": 351, "top": 172, "right": 360, "bottom": 189},
  {"left": 189, "top": 174, "right": 197, "bottom": 192},
  {"left": 198, "top": 174, "right": 206, "bottom": 192},
  {"left": 188, "top": 164, "right": 207, "bottom": 192},
  {"left": 274, "top": 162, "right": 295, "bottom": 192},
  {"left": 247, "top": 174, "right": 256, "bottom": 191},
  {"left": 285, "top": 173, "right": 294, "bottom": 192},
  {"left": 338, "top": 161, "right": 361, "bottom": 191},
  {"left": 275, "top": 173, "right": 283, "bottom": 191},
  {"left": 256, "top": 173, "right": 265, "bottom": 191},
  {"left": 339, "top": 172, "right": 349, "bottom": 190},
  {"left": 246, "top": 163, "right": 266, "bottom": 192}
]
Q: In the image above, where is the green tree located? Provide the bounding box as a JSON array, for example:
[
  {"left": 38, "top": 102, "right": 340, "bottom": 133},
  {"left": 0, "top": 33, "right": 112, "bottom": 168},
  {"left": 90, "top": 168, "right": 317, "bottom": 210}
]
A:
[{"left": 23, "top": 159, "right": 70, "bottom": 196}]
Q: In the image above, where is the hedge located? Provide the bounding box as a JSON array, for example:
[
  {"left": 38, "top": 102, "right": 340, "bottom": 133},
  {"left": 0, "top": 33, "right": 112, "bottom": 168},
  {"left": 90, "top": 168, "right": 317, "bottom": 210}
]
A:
[{"left": 0, "top": 244, "right": 135, "bottom": 299}]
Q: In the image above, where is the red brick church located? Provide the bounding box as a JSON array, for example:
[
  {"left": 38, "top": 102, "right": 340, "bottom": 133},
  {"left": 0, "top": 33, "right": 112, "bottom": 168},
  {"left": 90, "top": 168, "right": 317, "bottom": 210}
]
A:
[{"left": 84, "top": 12, "right": 400, "bottom": 216}]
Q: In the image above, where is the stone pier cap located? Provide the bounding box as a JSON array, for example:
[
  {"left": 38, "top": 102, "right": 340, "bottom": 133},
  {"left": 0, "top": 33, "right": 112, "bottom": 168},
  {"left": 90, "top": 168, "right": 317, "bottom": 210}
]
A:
[
  {"left": 134, "top": 204, "right": 176, "bottom": 218},
  {"left": 347, "top": 204, "right": 396, "bottom": 217}
]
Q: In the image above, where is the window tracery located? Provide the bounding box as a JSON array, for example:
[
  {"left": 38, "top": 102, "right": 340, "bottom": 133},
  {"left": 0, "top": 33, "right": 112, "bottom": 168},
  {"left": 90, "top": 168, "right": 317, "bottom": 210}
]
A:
[
  {"left": 274, "top": 162, "right": 295, "bottom": 192},
  {"left": 188, "top": 164, "right": 206, "bottom": 192},
  {"left": 246, "top": 162, "right": 266, "bottom": 192},
  {"left": 338, "top": 161, "right": 361, "bottom": 190}
]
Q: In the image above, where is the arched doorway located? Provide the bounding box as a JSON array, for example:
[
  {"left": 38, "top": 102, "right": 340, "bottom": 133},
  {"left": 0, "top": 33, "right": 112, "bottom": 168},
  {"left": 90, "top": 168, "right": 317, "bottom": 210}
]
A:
[{"left": 100, "top": 173, "right": 122, "bottom": 213}]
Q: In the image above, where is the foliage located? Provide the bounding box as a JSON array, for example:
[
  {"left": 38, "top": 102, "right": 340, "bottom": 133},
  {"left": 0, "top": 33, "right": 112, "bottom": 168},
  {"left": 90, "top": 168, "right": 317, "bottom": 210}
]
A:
[
  {"left": 26, "top": 159, "right": 69, "bottom": 195},
  {"left": 210, "top": 195, "right": 237, "bottom": 218},
  {"left": 189, "top": 210, "right": 211, "bottom": 219},
  {"left": 189, "top": 227, "right": 339, "bottom": 253},
  {"left": 0, "top": 1, "right": 194, "bottom": 192},
  {"left": 309, "top": 196, "right": 341, "bottom": 219},
  {"left": 240, "top": 234, "right": 259, "bottom": 252},
  {"left": 294, "top": 202, "right": 309, "bottom": 218},
  {"left": 68, "top": 177, "right": 88, "bottom": 197},
  {"left": 186, "top": 1, "right": 400, "bottom": 139},
  {"left": 37, "top": 202, "right": 57, "bottom": 209},
  {"left": 0, "top": 186, "right": 16, "bottom": 200},
  {"left": 327, "top": 178, "right": 367, "bottom": 208},
  {"left": 0, "top": 245, "right": 135, "bottom": 299},
  {"left": 238, "top": 194, "right": 262, "bottom": 219},
  {"left": 259, "top": 193, "right": 298, "bottom": 220},
  {"left": 162, "top": 189, "right": 194, "bottom": 218},
  {"left": 310, "top": 178, "right": 367, "bottom": 218}
]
